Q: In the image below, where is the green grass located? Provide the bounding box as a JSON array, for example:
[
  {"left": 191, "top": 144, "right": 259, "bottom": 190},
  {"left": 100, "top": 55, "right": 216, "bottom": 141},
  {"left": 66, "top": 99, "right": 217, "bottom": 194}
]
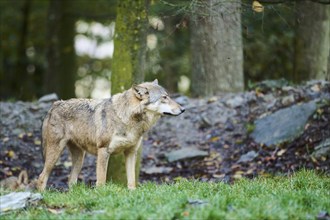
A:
[{"left": 1, "top": 170, "right": 329, "bottom": 220}]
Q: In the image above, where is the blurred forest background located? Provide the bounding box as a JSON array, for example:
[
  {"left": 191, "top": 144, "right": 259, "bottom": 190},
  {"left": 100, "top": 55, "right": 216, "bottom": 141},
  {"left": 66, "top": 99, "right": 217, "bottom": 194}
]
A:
[{"left": 0, "top": 0, "right": 329, "bottom": 101}]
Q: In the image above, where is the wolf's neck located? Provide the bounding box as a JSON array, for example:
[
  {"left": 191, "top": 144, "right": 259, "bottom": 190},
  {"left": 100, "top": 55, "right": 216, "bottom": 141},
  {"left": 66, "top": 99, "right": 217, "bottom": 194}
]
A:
[
  {"left": 112, "top": 90, "right": 160, "bottom": 134},
  {"left": 112, "top": 90, "right": 139, "bottom": 123}
]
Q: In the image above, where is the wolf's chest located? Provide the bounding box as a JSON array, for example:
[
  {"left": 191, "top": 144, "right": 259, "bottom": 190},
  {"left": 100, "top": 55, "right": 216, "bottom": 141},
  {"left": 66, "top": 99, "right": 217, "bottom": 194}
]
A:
[{"left": 108, "top": 130, "right": 142, "bottom": 154}]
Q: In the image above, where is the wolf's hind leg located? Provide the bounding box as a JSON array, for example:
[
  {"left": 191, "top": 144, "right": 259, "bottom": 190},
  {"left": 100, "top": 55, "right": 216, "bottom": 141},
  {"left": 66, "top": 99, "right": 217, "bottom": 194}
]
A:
[
  {"left": 37, "top": 139, "right": 67, "bottom": 191},
  {"left": 68, "top": 143, "right": 85, "bottom": 186}
]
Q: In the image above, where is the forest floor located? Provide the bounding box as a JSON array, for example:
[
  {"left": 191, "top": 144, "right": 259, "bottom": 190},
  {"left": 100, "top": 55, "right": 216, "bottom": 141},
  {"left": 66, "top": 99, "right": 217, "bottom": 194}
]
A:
[{"left": 0, "top": 80, "right": 329, "bottom": 189}]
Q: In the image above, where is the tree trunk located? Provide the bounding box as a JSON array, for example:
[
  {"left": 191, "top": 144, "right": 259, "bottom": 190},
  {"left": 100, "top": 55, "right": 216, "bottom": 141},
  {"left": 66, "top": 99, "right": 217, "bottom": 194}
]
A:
[
  {"left": 107, "top": 0, "right": 149, "bottom": 186},
  {"left": 15, "top": 0, "right": 31, "bottom": 100},
  {"left": 190, "top": 0, "right": 244, "bottom": 97},
  {"left": 45, "top": 0, "right": 76, "bottom": 99},
  {"left": 293, "top": 1, "right": 330, "bottom": 82}
]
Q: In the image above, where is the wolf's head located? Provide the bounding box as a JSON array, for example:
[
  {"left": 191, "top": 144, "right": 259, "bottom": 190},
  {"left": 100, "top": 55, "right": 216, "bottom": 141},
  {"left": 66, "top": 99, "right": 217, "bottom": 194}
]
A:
[{"left": 132, "top": 79, "right": 185, "bottom": 116}]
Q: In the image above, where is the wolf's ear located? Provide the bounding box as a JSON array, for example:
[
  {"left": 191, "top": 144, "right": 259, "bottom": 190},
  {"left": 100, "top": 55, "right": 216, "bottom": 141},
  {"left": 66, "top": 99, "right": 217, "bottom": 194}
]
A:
[
  {"left": 133, "top": 84, "right": 149, "bottom": 100},
  {"left": 153, "top": 79, "right": 158, "bottom": 85}
]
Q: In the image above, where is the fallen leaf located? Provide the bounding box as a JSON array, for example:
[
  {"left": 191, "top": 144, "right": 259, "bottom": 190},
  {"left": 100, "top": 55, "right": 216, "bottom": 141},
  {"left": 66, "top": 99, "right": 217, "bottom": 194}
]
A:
[
  {"left": 311, "top": 156, "right": 319, "bottom": 164},
  {"left": 210, "top": 136, "right": 220, "bottom": 142},
  {"left": 245, "top": 168, "right": 255, "bottom": 175},
  {"left": 235, "top": 170, "right": 244, "bottom": 175},
  {"left": 48, "top": 208, "right": 64, "bottom": 215},
  {"left": 233, "top": 173, "right": 242, "bottom": 179},
  {"left": 63, "top": 161, "right": 72, "bottom": 168},
  {"left": 7, "top": 150, "right": 15, "bottom": 158},
  {"left": 182, "top": 211, "right": 189, "bottom": 217},
  {"left": 213, "top": 174, "right": 225, "bottom": 179},
  {"left": 223, "top": 144, "right": 230, "bottom": 149},
  {"left": 277, "top": 149, "right": 286, "bottom": 157},
  {"left": 316, "top": 108, "right": 324, "bottom": 115},
  {"left": 34, "top": 139, "right": 41, "bottom": 145},
  {"left": 231, "top": 164, "right": 241, "bottom": 170}
]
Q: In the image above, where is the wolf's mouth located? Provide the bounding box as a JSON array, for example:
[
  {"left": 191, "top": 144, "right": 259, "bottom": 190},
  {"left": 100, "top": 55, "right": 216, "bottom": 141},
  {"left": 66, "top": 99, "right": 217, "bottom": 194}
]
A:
[{"left": 163, "top": 112, "right": 177, "bottom": 116}]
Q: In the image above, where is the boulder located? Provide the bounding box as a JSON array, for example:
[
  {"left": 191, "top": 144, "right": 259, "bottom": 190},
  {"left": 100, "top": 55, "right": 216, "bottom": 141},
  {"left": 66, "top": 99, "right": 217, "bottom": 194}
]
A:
[{"left": 251, "top": 100, "right": 319, "bottom": 147}]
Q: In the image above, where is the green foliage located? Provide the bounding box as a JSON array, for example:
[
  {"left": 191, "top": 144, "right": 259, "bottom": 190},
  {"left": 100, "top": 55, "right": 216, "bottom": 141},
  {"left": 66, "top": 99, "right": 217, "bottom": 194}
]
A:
[
  {"left": 1, "top": 170, "right": 329, "bottom": 219},
  {"left": 245, "top": 123, "right": 255, "bottom": 134}
]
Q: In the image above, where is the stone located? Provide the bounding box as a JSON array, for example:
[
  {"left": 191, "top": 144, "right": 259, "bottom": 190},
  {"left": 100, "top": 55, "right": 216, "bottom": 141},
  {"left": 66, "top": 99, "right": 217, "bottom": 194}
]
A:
[
  {"left": 38, "top": 93, "right": 58, "bottom": 103},
  {"left": 166, "top": 148, "right": 209, "bottom": 162},
  {"left": 0, "top": 192, "right": 42, "bottom": 214},
  {"left": 313, "top": 138, "right": 330, "bottom": 158},
  {"left": 251, "top": 100, "right": 319, "bottom": 147},
  {"left": 225, "top": 96, "right": 245, "bottom": 108},
  {"left": 281, "top": 94, "right": 295, "bottom": 106},
  {"left": 174, "top": 96, "right": 189, "bottom": 106},
  {"left": 237, "top": 150, "right": 258, "bottom": 163},
  {"left": 142, "top": 166, "right": 173, "bottom": 174}
]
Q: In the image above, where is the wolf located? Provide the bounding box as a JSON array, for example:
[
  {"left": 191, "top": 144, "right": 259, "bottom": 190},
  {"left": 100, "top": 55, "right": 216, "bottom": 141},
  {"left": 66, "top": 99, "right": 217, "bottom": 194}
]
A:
[{"left": 37, "top": 79, "right": 185, "bottom": 191}]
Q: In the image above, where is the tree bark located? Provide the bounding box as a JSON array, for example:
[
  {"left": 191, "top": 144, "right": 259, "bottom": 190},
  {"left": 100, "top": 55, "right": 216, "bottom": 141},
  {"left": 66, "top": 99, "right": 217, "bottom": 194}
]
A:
[
  {"left": 111, "top": 0, "right": 148, "bottom": 93},
  {"left": 45, "top": 0, "right": 76, "bottom": 99},
  {"left": 15, "top": 0, "right": 31, "bottom": 100},
  {"left": 293, "top": 1, "right": 330, "bottom": 82},
  {"left": 190, "top": 0, "right": 244, "bottom": 97},
  {"left": 107, "top": 0, "right": 149, "bottom": 186}
]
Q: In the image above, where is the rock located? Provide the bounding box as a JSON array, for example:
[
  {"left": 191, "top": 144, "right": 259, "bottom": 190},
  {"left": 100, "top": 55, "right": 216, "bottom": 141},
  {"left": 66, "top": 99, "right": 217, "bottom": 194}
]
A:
[
  {"left": 142, "top": 166, "right": 173, "bottom": 174},
  {"left": 187, "top": 199, "right": 209, "bottom": 206},
  {"left": 38, "top": 93, "right": 58, "bottom": 103},
  {"left": 255, "top": 78, "right": 289, "bottom": 91},
  {"left": 174, "top": 96, "right": 189, "bottom": 106},
  {"left": 166, "top": 148, "right": 209, "bottom": 162},
  {"left": 313, "top": 138, "right": 330, "bottom": 158},
  {"left": 0, "top": 192, "right": 42, "bottom": 214},
  {"left": 225, "top": 96, "right": 245, "bottom": 108},
  {"left": 281, "top": 94, "right": 295, "bottom": 106},
  {"left": 251, "top": 100, "right": 319, "bottom": 147},
  {"left": 199, "top": 114, "right": 212, "bottom": 128},
  {"left": 237, "top": 150, "right": 258, "bottom": 163},
  {"left": 317, "top": 211, "right": 330, "bottom": 220}
]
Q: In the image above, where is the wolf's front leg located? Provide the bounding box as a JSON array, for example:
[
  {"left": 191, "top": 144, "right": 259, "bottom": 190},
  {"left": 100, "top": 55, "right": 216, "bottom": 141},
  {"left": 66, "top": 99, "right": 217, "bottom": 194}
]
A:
[
  {"left": 124, "top": 139, "right": 142, "bottom": 190},
  {"left": 96, "top": 147, "right": 110, "bottom": 186},
  {"left": 124, "top": 149, "right": 137, "bottom": 190}
]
